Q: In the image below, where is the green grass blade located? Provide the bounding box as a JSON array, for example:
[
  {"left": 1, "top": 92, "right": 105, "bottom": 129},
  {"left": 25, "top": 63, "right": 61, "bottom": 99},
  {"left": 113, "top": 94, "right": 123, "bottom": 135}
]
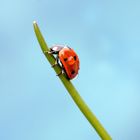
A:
[{"left": 33, "top": 21, "right": 112, "bottom": 140}]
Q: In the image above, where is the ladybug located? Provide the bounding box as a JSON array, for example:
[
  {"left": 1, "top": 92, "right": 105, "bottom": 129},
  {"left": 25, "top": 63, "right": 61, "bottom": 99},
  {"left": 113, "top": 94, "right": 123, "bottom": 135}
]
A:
[{"left": 44, "top": 45, "right": 80, "bottom": 80}]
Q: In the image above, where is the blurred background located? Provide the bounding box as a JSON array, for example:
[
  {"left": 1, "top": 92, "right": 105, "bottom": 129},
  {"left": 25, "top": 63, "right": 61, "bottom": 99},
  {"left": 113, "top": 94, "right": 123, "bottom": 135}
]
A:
[{"left": 0, "top": 0, "right": 140, "bottom": 139}]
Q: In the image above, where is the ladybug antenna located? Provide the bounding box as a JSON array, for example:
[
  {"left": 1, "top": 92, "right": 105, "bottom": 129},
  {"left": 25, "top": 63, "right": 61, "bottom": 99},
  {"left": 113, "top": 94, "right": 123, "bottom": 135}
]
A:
[{"left": 64, "top": 44, "right": 71, "bottom": 49}]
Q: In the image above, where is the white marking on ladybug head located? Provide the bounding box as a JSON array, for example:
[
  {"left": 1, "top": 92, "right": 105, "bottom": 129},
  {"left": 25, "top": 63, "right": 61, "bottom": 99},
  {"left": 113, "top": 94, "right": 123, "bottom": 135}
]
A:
[
  {"left": 53, "top": 46, "right": 58, "bottom": 51},
  {"left": 64, "top": 45, "right": 68, "bottom": 49}
]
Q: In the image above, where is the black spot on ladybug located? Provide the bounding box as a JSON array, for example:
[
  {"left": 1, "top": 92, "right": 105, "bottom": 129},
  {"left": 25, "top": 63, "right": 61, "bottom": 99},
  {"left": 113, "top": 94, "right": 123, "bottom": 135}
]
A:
[
  {"left": 74, "top": 56, "right": 76, "bottom": 60},
  {"left": 71, "top": 70, "right": 75, "bottom": 74},
  {"left": 64, "top": 58, "right": 67, "bottom": 61}
]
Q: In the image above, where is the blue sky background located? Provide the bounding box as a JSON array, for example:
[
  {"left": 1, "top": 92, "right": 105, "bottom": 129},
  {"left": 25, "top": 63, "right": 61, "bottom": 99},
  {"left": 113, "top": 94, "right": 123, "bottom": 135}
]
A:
[{"left": 0, "top": 0, "right": 140, "bottom": 139}]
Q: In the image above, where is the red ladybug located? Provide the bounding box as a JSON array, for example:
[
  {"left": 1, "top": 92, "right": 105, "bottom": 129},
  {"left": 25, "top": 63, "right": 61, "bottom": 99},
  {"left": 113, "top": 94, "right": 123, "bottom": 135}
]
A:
[{"left": 45, "top": 45, "right": 80, "bottom": 80}]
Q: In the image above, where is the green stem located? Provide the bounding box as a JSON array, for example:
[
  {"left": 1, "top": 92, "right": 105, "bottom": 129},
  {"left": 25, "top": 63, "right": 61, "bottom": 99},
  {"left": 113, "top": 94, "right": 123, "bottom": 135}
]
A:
[{"left": 33, "top": 21, "right": 112, "bottom": 140}]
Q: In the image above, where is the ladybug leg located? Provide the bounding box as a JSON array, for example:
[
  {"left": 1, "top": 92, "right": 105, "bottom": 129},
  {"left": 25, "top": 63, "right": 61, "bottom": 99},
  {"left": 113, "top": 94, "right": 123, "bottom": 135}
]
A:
[
  {"left": 51, "top": 62, "right": 57, "bottom": 67},
  {"left": 44, "top": 51, "right": 52, "bottom": 54},
  {"left": 51, "top": 55, "right": 59, "bottom": 67},
  {"left": 44, "top": 50, "right": 49, "bottom": 54},
  {"left": 44, "top": 50, "right": 56, "bottom": 54},
  {"left": 56, "top": 65, "right": 65, "bottom": 76},
  {"left": 56, "top": 70, "right": 63, "bottom": 76}
]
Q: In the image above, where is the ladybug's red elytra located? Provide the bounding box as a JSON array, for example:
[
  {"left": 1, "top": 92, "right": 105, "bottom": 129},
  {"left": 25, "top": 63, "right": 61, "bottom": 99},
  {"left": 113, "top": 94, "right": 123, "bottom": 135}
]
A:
[{"left": 45, "top": 45, "right": 80, "bottom": 80}]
